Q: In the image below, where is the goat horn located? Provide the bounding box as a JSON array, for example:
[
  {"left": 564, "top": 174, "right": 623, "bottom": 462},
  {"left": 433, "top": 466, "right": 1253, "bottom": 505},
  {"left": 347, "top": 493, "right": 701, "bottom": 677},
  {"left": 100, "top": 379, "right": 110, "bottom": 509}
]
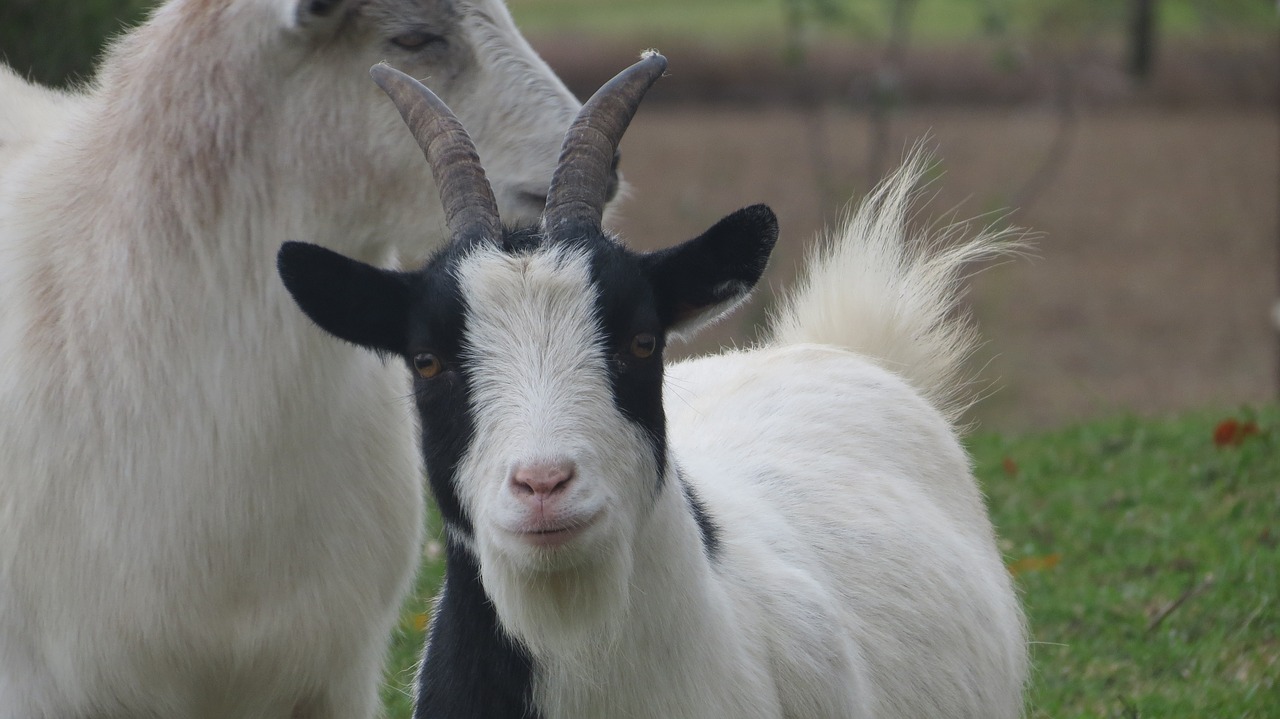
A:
[
  {"left": 542, "top": 52, "right": 667, "bottom": 239},
  {"left": 369, "top": 63, "right": 502, "bottom": 246}
]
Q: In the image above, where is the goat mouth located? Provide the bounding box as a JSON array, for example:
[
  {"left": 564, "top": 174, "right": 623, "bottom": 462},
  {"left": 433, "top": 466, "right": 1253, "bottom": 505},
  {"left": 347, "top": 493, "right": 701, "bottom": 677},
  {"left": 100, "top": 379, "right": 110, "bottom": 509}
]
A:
[{"left": 511, "top": 513, "right": 601, "bottom": 548}]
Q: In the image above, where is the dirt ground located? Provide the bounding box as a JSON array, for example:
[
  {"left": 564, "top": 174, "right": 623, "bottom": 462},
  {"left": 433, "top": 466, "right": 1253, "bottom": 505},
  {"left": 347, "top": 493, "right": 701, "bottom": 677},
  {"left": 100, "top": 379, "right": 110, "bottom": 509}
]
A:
[{"left": 603, "top": 106, "right": 1278, "bottom": 431}]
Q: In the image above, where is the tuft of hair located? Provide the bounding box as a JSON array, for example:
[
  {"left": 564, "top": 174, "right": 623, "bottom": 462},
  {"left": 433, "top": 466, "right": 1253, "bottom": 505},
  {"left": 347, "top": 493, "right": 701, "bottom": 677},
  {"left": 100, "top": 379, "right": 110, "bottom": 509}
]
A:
[{"left": 767, "top": 150, "right": 1026, "bottom": 423}]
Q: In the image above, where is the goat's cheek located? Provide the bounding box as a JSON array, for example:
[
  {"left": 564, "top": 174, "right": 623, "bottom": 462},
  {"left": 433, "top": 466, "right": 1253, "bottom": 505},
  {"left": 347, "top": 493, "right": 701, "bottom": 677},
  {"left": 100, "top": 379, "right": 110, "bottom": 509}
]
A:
[
  {"left": 472, "top": 463, "right": 512, "bottom": 526},
  {"left": 463, "top": 456, "right": 530, "bottom": 550}
]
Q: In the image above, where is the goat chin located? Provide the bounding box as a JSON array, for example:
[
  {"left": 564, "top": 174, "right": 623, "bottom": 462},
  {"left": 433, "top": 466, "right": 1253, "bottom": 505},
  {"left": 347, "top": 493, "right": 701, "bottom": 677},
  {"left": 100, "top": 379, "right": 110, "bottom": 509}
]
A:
[{"left": 483, "top": 545, "right": 635, "bottom": 660}]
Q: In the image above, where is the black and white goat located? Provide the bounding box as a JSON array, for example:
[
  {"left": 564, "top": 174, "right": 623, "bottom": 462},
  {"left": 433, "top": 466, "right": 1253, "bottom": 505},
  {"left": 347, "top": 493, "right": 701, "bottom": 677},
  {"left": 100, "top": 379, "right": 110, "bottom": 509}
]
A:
[{"left": 281, "top": 54, "right": 1028, "bottom": 718}]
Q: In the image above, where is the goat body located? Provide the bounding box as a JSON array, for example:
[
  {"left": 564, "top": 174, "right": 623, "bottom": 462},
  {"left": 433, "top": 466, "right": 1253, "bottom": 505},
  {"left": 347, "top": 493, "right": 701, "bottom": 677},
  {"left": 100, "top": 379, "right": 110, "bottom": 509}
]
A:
[
  {"left": 654, "top": 163, "right": 1030, "bottom": 718},
  {"left": 280, "top": 57, "right": 1029, "bottom": 714},
  {"left": 0, "top": 1, "right": 581, "bottom": 717}
]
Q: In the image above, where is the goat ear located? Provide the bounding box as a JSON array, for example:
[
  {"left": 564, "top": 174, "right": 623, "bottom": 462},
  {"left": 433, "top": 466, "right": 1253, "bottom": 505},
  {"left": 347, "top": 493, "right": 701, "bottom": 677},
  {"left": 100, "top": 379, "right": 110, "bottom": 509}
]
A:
[
  {"left": 644, "top": 204, "right": 778, "bottom": 342},
  {"left": 277, "top": 242, "right": 412, "bottom": 356}
]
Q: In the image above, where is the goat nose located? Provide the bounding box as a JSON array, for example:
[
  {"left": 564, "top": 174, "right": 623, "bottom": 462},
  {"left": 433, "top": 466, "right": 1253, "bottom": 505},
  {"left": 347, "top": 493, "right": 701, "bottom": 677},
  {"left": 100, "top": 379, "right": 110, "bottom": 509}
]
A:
[{"left": 510, "top": 461, "right": 576, "bottom": 500}]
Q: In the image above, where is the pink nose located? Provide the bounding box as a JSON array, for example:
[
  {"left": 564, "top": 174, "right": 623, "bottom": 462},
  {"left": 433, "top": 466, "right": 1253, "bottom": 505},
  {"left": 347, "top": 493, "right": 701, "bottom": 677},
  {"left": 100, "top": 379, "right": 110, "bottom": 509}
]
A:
[{"left": 510, "top": 461, "right": 576, "bottom": 501}]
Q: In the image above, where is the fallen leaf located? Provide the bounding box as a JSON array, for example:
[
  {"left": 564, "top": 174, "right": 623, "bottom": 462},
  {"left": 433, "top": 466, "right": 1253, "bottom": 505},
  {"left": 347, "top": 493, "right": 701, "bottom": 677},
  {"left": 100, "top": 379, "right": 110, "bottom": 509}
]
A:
[
  {"left": 1007, "top": 553, "right": 1061, "bottom": 576},
  {"left": 409, "top": 612, "right": 431, "bottom": 633},
  {"left": 1002, "top": 456, "right": 1019, "bottom": 477},
  {"left": 1213, "top": 418, "right": 1260, "bottom": 448}
]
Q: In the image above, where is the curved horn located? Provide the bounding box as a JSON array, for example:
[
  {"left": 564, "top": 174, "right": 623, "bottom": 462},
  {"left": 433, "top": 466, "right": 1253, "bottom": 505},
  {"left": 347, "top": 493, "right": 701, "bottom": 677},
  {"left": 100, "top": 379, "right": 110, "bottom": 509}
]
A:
[
  {"left": 369, "top": 63, "right": 502, "bottom": 245},
  {"left": 542, "top": 52, "right": 667, "bottom": 239}
]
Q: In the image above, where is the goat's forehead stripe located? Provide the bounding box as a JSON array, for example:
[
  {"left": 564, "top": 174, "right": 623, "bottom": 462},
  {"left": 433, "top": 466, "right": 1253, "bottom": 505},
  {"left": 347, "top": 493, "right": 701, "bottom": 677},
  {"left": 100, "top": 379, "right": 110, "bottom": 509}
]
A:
[
  {"left": 456, "top": 244, "right": 603, "bottom": 356},
  {"left": 452, "top": 245, "right": 612, "bottom": 447}
]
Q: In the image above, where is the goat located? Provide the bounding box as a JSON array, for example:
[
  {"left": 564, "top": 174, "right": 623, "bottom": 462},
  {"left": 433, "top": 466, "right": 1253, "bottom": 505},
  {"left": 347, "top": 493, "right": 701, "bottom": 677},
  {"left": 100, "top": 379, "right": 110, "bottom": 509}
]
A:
[
  {"left": 279, "top": 54, "right": 1029, "bottom": 718},
  {"left": 0, "top": 1, "right": 584, "bottom": 717}
]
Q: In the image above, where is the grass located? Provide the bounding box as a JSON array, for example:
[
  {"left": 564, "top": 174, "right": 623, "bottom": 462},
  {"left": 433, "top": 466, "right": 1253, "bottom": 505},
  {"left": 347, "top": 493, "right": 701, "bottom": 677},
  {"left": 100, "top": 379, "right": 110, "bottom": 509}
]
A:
[
  {"left": 380, "top": 535, "right": 445, "bottom": 716},
  {"left": 975, "top": 406, "right": 1278, "bottom": 717},
  {"left": 379, "top": 404, "right": 1278, "bottom": 717}
]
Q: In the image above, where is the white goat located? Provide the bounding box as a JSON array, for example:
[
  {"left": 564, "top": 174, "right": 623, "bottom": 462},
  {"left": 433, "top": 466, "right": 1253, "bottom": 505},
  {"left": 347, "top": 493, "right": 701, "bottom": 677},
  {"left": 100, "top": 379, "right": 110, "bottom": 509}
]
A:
[
  {"left": 279, "top": 54, "right": 1028, "bottom": 718},
  {"left": 0, "top": 1, "right": 583, "bottom": 717}
]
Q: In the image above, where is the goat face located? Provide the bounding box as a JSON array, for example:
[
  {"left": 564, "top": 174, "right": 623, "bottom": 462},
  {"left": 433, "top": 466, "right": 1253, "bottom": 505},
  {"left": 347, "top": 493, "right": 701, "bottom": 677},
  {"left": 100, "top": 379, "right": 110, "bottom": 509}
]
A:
[
  {"left": 277, "top": 203, "right": 777, "bottom": 630},
  {"left": 445, "top": 240, "right": 665, "bottom": 576},
  {"left": 270, "top": 0, "right": 581, "bottom": 256}
]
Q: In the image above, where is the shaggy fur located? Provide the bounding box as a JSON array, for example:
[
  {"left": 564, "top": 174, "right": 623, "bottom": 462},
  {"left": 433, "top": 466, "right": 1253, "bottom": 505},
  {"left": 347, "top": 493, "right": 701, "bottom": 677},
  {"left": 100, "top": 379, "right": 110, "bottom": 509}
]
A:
[
  {"left": 768, "top": 156, "right": 1024, "bottom": 422},
  {"left": 0, "top": 1, "right": 580, "bottom": 717}
]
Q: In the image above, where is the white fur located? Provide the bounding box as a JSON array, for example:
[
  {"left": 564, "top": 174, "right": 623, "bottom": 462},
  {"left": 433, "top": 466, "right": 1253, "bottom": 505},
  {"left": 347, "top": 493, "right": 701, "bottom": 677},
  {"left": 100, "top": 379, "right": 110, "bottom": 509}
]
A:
[
  {"left": 768, "top": 156, "right": 1024, "bottom": 422},
  {"left": 447, "top": 154, "right": 1027, "bottom": 717},
  {"left": 0, "top": 1, "right": 579, "bottom": 717},
  {"left": 0, "top": 67, "right": 77, "bottom": 179},
  {"left": 456, "top": 246, "right": 649, "bottom": 654}
]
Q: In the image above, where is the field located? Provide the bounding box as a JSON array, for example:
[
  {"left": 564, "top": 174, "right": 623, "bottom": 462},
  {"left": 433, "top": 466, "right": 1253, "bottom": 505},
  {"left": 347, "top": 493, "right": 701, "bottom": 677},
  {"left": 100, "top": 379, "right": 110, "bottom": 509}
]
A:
[{"left": 978, "top": 407, "right": 1277, "bottom": 717}]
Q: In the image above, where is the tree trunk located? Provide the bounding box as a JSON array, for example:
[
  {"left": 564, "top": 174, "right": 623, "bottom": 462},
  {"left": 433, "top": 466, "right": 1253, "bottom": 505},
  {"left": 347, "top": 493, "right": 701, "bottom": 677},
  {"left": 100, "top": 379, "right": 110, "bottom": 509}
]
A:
[{"left": 1128, "top": 0, "right": 1157, "bottom": 82}]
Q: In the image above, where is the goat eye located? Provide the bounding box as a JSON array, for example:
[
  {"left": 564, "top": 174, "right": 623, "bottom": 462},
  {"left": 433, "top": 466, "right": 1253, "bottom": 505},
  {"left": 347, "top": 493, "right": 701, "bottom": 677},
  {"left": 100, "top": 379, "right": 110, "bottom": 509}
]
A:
[
  {"left": 630, "top": 333, "right": 657, "bottom": 359},
  {"left": 413, "top": 352, "right": 444, "bottom": 378},
  {"left": 390, "top": 31, "right": 446, "bottom": 51}
]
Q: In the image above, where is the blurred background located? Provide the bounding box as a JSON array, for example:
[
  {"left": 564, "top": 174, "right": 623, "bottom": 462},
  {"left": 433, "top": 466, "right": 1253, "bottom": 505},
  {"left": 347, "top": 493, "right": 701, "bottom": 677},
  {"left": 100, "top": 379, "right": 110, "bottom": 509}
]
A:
[{"left": 4, "top": 0, "right": 1276, "bottom": 431}]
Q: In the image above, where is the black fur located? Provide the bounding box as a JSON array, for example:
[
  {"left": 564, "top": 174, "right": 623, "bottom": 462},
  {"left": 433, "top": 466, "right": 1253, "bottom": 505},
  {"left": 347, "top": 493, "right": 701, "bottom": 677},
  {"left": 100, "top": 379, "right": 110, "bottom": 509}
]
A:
[
  {"left": 679, "top": 473, "right": 722, "bottom": 559},
  {"left": 644, "top": 205, "right": 778, "bottom": 331},
  {"left": 403, "top": 241, "right": 481, "bottom": 539},
  {"left": 415, "top": 541, "right": 541, "bottom": 719},
  {"left": 277, "top": 242, "right": 411, "bottom": 356},
  {"left": 584, "top": 237, "right": 669, "bottom": 481}
]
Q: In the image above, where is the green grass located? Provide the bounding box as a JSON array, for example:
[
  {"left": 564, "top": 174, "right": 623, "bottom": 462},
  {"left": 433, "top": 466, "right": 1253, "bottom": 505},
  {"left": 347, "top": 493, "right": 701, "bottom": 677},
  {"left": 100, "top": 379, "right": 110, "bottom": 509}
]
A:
[
  {"left": 380, "top": 533, "right": 445, "bottom": 717},
  {"left": 974, "top": 406, "right": 1278, "bottom": 717},
  {"left": 381, "top": 405, "right": 1278, "bottom": 716}
]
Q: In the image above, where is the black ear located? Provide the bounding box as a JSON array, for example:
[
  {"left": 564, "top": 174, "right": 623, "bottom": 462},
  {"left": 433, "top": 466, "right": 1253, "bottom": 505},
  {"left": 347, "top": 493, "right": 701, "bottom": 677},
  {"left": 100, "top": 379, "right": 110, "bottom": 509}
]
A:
[
  {"left": 644, "top": 204, "right": 778, "bottom": 340},
  {"left": 277, "top": 241, "right": 412, "bottom": 355}
]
